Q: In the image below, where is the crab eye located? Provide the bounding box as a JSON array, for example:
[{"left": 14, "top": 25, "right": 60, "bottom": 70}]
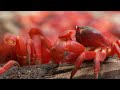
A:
[{"left": 75, "top": 26, "right": 79, "bottom": 30}]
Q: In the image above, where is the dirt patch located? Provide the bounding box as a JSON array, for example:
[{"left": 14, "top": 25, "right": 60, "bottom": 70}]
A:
[
  {"left": 0, "top": 63, "right": 58, "bottom": 79},
  {"left": 0, "top": 56, "right": 120, "bottom": 79}
]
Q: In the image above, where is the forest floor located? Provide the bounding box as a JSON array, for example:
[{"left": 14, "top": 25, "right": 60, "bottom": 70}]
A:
[{"left": 0, "top": 56, "right": 120, "bottom": 79}]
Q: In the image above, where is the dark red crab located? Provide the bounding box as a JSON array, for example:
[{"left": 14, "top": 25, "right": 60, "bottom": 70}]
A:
[{"left": 70, "top": 26, "right": 120, "bottom": 79}]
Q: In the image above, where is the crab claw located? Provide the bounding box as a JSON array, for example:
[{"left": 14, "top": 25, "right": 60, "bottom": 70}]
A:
[{"left": 58, "top": 30, "right": 76, "bottom": 41}]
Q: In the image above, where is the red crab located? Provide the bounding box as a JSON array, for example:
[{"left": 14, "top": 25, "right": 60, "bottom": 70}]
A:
[
  {"left": 0, "top": 27, "right": 85, "bottom": 75},
  {"left": 39, "top": 26, "right": 120, "bottom": 79},
  {"left": 70, "top": 26, "right": 120, "bottom": 79},
  {"left": 0, "top": 28, "right": 52, "bottom": 74}
]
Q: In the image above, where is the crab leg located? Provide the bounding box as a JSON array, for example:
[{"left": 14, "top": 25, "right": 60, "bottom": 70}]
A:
[
  {"left": 26, "top": 39, "right": 32, "bottom": 65},
  {"left": 29, "top": 28, "right": 52, "bottom": 64},
  {"left": 70, "top": 49, "right": 107, "bottom": 79},
  {"left": 41, "top": 40, "right": 51, "bottom": 64},
  {"left": 0, "top": 60, "right": 19, "bottom": 74},
  {"left": 16, "top": 36, "right": 28, "bottom": 66},
  {"left": 29, "top": 28, "right": 52, "bottom": 50},
  {"left": 70, "top": 51, "right": 96, "bottom": 79},
  {"left": 94, "top": 49, "right": 107, "bottom": 79},
  {"left": 112, "top": 40, "right": 120, "bottom": 58}
]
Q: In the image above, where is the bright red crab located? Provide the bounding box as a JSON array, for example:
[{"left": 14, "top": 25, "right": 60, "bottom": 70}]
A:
[
  {"left": 0, "top": 27, "right": 85, "bottom": 76},
  {"left": 0, "top": 28, "right": 52, "bottom": 74}
]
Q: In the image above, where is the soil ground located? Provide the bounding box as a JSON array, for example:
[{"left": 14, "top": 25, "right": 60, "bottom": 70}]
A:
[{"left": 0, "top": 56, "right": 120, "bottom": 79}]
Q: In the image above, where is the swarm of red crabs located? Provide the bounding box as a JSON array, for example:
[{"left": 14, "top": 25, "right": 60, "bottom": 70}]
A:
[
  {"left": 16, "top": 11, "right": 120, "bottom": 44},
  {"left": 1, "top": 26, "right": 120, "bottom": 79}
]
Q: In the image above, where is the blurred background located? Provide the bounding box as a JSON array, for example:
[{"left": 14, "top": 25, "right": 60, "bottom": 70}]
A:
[{"left": 1, "top": 11, "right": 120, "bottom": 44}]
